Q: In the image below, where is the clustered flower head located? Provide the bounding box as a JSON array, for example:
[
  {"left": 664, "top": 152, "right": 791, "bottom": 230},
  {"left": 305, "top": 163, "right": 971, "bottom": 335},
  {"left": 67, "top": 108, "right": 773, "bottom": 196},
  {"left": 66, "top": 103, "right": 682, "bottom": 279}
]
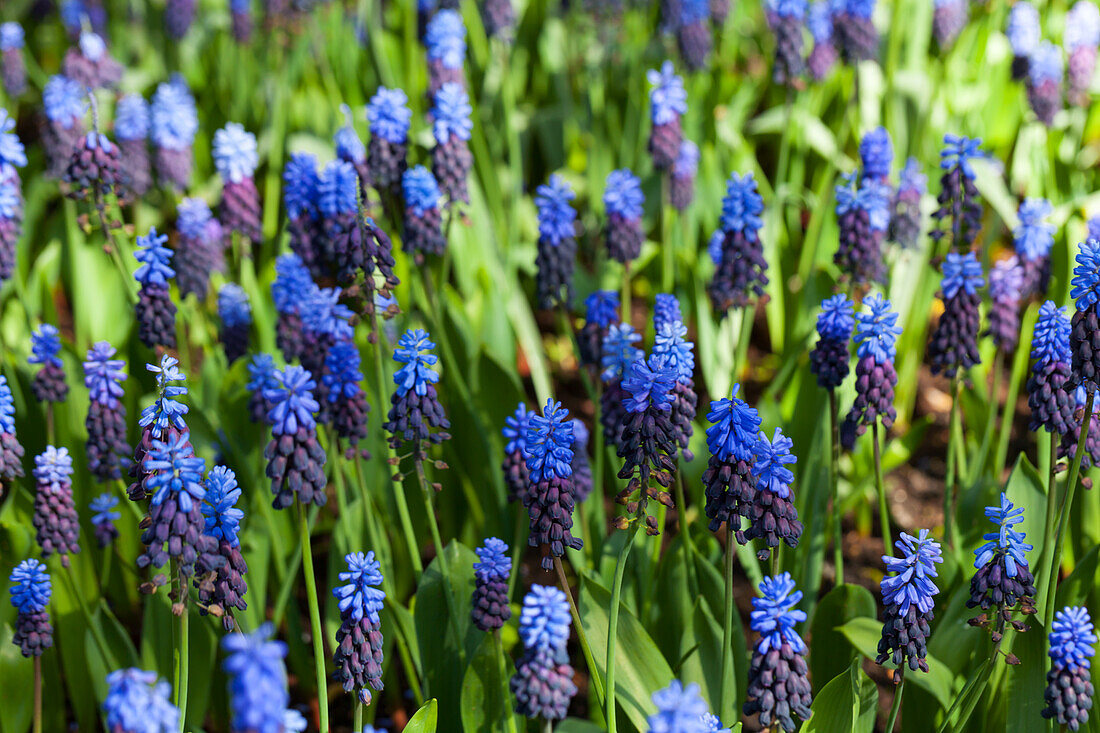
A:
[
  {"left": 425, "top": 9, "right": 467, "bottom": 94},
  {"left": 523, "top": 399, "right": 583, "bottom": 569},
  {"left": 431, "top": 82, "right": 473, "bottom": 205},
  {"left": 114, "top": 94, "right": 152, "bottom": 198},
  {"left": 648, "top": 680, "right": 720, "bottom": 733},
  {"left": 809, "top": 294, "right": 854, "bottom": 389},
  {"left": 0, "top": 108, "right": 24, "bottom": 283},
  {"left": 648, "top": 60, "right": 687, "bottom": 169},
  {"left": 335, "top": 104, "right": 368, "bottom": 195},
  {"left": 332, "top": 551, "right": 387, "bottom": 704},
  {"left": 876, "top": 530, "right": 943, "bottom": 678},
  {"left": 604, "top": 168, "right": 645, "bottom": 264},
  {"left": 9, "top": 558, "right": 52, "bottom": 657},
  {"left": 222, "top": 624, "right": 292, "bottom": 733},
  {"left": 218, "top": 283, "right": 252, "bottom": 364},
  {"left": 599, "top": 322, "right": 642, "bottom": 447},
  {"left": 709, "top": 172, "right": 768, "bottom": 313},
  {"left": 0, "top": 23, "right": 26, "bottom": 97},
  {"left": 150, "top": 77, "right": 198, "bottom": 189},
  {"left": 1028, "top": 301, "right": 1076, "bottom": 436},
  {"left": 33, "top": 446, "right": 80, "bottom": 564},
  {"left": 932, "top": 0, "right": 967, "bottom": 51},
  {"left": 29, "top": 323, "right": 68, "bottom": 403},
  {"left": 1014, "top": 198, "right": 1055, "bottom": 297},
  {"left": 1069, "top": 238, "right": 1100, "bottom": 391},
  {"left": 742, "top": 427, "right": 803, "bottom": 558},
  {"left": 1007, "top": 2, "right": 1040, "bottom": 79},
  {"left": 471, "top": 537, "right": 512, "bottom": 631},
  {"left": 214, "top": 122, "right": 262, "bottom": 242},
  {"left": 102, "top": 668, "right": 180, "bottom": 733},
  {"left": 577, "top": 289, "right": 620, "bottom": 368},
  {"left": 889, "top": 158, "right": 925, "bottom": 248},
  {"left": 502, "top": 402, "right": 537, "bottom": 503},
  {"left": 197, "top": 465, "right": 249, "bottom": 629},
  {"left": 534, "top": 174, "right": 578, "bottom": 309},
  {"left": 41, "top": 74, "right": 86, "bottom": 177},
  {"left": 931, "top": 134, "right": 985, "bottom": 253},
  {"left": 967, "top": 493, "right": 1037, "bottom": 613},
  {"left": 264, "top": 365, "right": 328, "bottom": 509},
  {"left": 702, "top": 384, "right": 762, "bottom": 534},
  {"left": 676, "top": 0, "right": 713, "bottom": 70},
  {"left": 247, "top": 353, "right": 281, "bottom": 423},
  {"left": 1027, "top": 41, "right": 1063, "bottom": 126},
  {"left": 744, "top": 573, "right": 812, "bottom": 732},
  {"left": 282, "top": 152, "right": 324, "bottom": 276},
  {"left": 987, "top": 256, "right": 1025, "bottom": 354},
  {"left": 133, "top": 227, "right": 177, "bottom": 349},
  {"left": 174, "top": 197, "right": 225, "bottom": 300},
  {"left": 653, "top": 315, "right": 698, "bottom": 462},
  {"left": 366, "top": 86, "right": 411, "bottom": 197},
  {"left": 834, "top": 170, "right": 890, "bottom": 287},
  {"left": 807, "top": 1, "right": 837, "bottom": 79},
  {"left": 766, "top": 0, "right": 807, "bottom": 84},
  {"left": 670, "top": 139, "right": 699, "bottom": 211},
  {"left": 402, "top": 165, "right": 446, "bottom": 259},
  {"left": 323, "top": 339, "right": 371, "bottom": 456},
  {"left": 0, "top": 374, "right": 22, "bottom": 485},
  {"left": 1042, "top": 606, "right": 1096, "bottom": 730},
  {"left": 62, "top": 31, "right": 121, "bottom": 89},
  {"left": 510, "top": 584, "right": 578, "bottom": 721},
  {"left": 271, "top": 253, "right": 312, "bottom": 361},
  {"left": 927, "top": 251, "right": 984, "bottom": 377},
  {"left": 1065, "top": 1, "right": 1100, "bottom": 106},
  {"left": 384, "top": 328, "right": 451, "bottom": 451},
  {"left": 130, "top": 355, "right": 190, "bottom": 501},
  {"left": 64, "top": 130, "right": 123, "bottom": 202},
  {"left": 832, "top": 0, "right": 879, "bottom": 63},
  {"left": 89, "top": 492, "right": 121, "bottom": 547},
  {"left": 841, "top": 293, "right": 901, "bottom": 449}
]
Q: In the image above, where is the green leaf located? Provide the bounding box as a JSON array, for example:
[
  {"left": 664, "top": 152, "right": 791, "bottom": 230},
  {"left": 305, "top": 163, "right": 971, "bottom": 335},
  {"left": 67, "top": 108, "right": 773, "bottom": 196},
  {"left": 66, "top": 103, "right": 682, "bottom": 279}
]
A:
[
  {"left": 555, "top": 719, "right": 604, "bottom": 733},
  {"left": 676, "top": 597, "right": 743, "bottom": 723},
  {"left": 936, "top": 660, "right": 991, "bottom": 733},
  {"left": 577, "top": 576, "right": 675, "bottom": 731},
  {"left": 0, "top": 624, "right": 33, "bottom": 733},
  {"left": 460, "top": 635, "right": 509, "bottom": 733},
  {"left": 404, "top": 698, "right": 439, "bottom": 733},
  {"left": 802, "top": 660, "right": 876, "bottom": 733},
  {"left": 836, "top": 617, "right": 954, "bottom": 709},
  {"left": 810, "top": 584, "right": 877, "bottom": 693},
  {"left": 1005, "top": 621, "right": 1048, "bottom": 733},
  {"left": 1055, "top": 544, "right": 1100, "bottom": 610}
]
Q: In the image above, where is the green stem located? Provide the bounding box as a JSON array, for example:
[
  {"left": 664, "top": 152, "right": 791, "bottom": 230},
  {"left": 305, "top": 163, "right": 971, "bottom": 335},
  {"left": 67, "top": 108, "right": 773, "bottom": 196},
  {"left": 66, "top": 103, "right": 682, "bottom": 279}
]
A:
[
  {"left": 733, "top": 305, "right": 754, "bottom": 383},
  {"left": 493, "top": 630, "right": 519, "bottom": 733},
  {"left": 873, "top": 420, "right": 892, "bottom": 555},
  {"left": 661, "top": 173, "right": 673, "bottom": 293},
  {"left": 720, "top": 526, "right": 735, "bottom": 720},
  {"left": 944, "top": 376, "right": 961, "bottom": 547},
  {"left": 1043, "top": 391, "right": 1095, "bottom": 630},
  {"left": 354, "top": 701, "right": 363, "bottom": 733},
  {"left": 968, "top": 350, "right": 1003, "bottom": 486},
  {"left": 414, "top": 458, "right": 468, "bottom": 669},
  {"left": 828, "top": 389, "right": 844, "bottom": 583},
  {"left": 672, "top": 468, "right": 699, "bottom": 596},
  {"left": 62, "top": 565, "right": 112, "bottom": 665},
  {"left": 605, "top": 522, "right": 640, "bottom": 733},
  {"left": 298, "top": 499, "right": 330, "bottom": 733},
  {"left": 272, "top": 505, "right": 319, "bottom": 629},
  {"left": 1038, "top": 430, "right": 1060, "bottom": 613},
  {"left": 33, "top": 656, "right": 41, "bottom": 733},
  {"left": 885, "top": 678, "right": 905, "bottom": 733},
  {"left": 177, "top": 579, "right": 189, "bottom": 733},
  {"left": 552, "top": 557, "right": 606, "bottom": 712},
  {"left": 622, "top": 262, "right": 632, "bottom": 327}
]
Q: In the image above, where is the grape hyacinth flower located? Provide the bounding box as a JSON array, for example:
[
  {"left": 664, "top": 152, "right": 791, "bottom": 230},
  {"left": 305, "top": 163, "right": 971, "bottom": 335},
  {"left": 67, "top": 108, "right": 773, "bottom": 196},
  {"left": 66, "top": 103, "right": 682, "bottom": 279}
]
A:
[
  {"left": 743, "top": 573, "right": 813, "bottom": 732},
  {"left": 1069, "top": 238, "right": 1100, "bottom": 391},
  {"left": 502, "top": 402, "right": 536, "bottom": 503},
  {"left": 198, "top": 466, "right": 248, "bottom": 629},
  {"left": 653, "top": 318, "right": 698, "bottom": 462},
  {"left": 578, "top": 290, "right": 620, "bottom": 368},
  {"left": 366, "top": 87, "right": 412, "bottom": 197},
  {"left": 1007, "top": 1, "right": 1040, "bottom": 80},
  {"left": 1059, "top": 385, "right": 1100, "bottom": 473},
  {"left": 165, "top": 0, "right": 196, "bottom": 39},
  {"left": 1042, "top": 606, "right": 1096, "bottom": 730},
  {"left": 931, "top": 134, "right": 984, "bottom": 253},
  {"left": 0, "top": 375, "right": 23, "bottom": 488},
  {"left": 175, "top": 198, "right": 225, "bottom": 300},
  {"left": 150, "top": 78, "right": 198, "bottom": 189},
  {"left": 247, "top": 353, "right": 280, "bottom": 424},
  {"left": 647, "top": 61, "right": 687, "bottom": 170},
  {"left": 655, "top": 293, "right": 683, "bottom": 331},
  {"left": 510, "top": 585, "right": 578, "bottom": 720},
  {"left": 133, "top": 227, "right": 177, "bottom": 349},
  {"left": 1027, "top": 41, "right": 1063, "bottom": 127},
  {"left": 859, "top": 127, "right": 892, "bottom": 183},
  {"left": 482, "top": 0, "right": 515, "bottom": 39},
  {"left": 1090, "top": 216, "right": 1100, "bottom": 245},
  {"left": 1014, "top": 197, "right": 1055, "bottom": 297},
  {"left": 967, "top": 493, "right": 1037, "bottom": 614},
  {"left": 64, "top": 130, "right": 123, "bottom": 203},
  {"left": 0, "top": 182, "right": 19, "bottom": 287},
  {"left": 987, "top": 256, "right": 1025, "bottom": 354},
  {"left": 230, "top": 0, "right": 252, "bottom": 42},
  {"left": 702, "top": 384, "right": 762, "bottom": 533},
  {"left": 33, "top": 446, "right": 80, "bottom": 563},
  {"left": 425, "top": 9, "right": 467, "bottom": 95},
  {"left": 61, "top": 32, "right": 121, "bottom": 89},
  {"left": 876, "top": 530, "right": 943, "bottom": 677},
  {"left": 84, "top": 342, "right": 129, "bottom": 481},
  {"left": 431, "top": 82, "right": 473, "bottom": 205},
  {"left": 834, "top": 171, "right": 890, "bottom": 287},
  {"left": 614, "top": 355, "right": 679, "bottom": 535},
  {"left": 299, "top": 286, "right": 354, "bottom": 403},
  {"left": 670, "top": 140, "right": 699, "bottom": 211},
  {"left": 1065, "top": 1, "right": 1100, "bottom": 106},
  {"left": 647, "top": 680, "right": 711, "bottom": 733},
  {"left": 137, "top": 432, "right": 218, "bottom": 579},
  {"left": 766, "top": 0, "right": 807, "bottom": 84},
  {"left": 402, "top": 165, "right": 446, "bottom": 259},
  {"left": 89, "top": 493, "right": 120, "bottom": 547},
  {"left": 709, "top": 172, "right": 768, "bottom": 313},
  {"left": 809, "top": 294, "right": 854, "bottom": 389},
  {"left": 222, "top": 624, "right": 291, "bottom": 733},
  {"left": 599, "top": 322, "right": 643, "bottom": 448},
  {"left": 218, "top": 283, "right": 252, "bottom": 364},
  {"left": 928, "top": 251, "right": 984, "bottom": 377},
  {"left": 271, "top": 253, "right": 312, "bottom": 362},
  {"left": 283, "top": 152, "right": 322, "bottom": 276},
  {"left": 1027, "top": 301, "right": 1076, "bottom": 436},
  {"left": 384, "top": 329, "right": 451, "bottom": 452},
  {"left": 29, "top": 324, "right": 68, "bottom": 403},
  {"left": 534, "top": 174, "right": 578, "bottom": 309},
  {"left": 744, "top": 428, "right": 803, "bottom": 559},
  {"left": 932, "top": 0, "right": 966, "bottom": 51},
  {"left": 677, "top": 0, "right": 712, "bottom": 71},
  {"left": 833, "top": 0, "right": 879, "bottom": 62},
  {"left": 471, "top": 537, "right": 512, "bottom": 631},
  {"left": 214, "top": 122, "right": 262, "bottom": 242},
  {"left": 317, "top": 159, "right": 358, "bottom": 278},
  {"left": 335, "top": 104, "right": 369, "bottom": 198},
  {"left": 604, "top": 168, "right": 645, "bottom": 264},
  {"left": 265, "top": 365, "right": 328, "bottom": 509},
  {"left": 571, "top": 418, "right": 594, "bottom": 502},
  {"left": 888, "top": 158, "right": 925, "bottom": 248},
  {"left": 113, "top": 94, "right": 152, "bottom": 199},
  {"left": 0, "top": 23, "right": 25, "bottom": 97},
  {"left": 103, "top": 669, "right": 180, "bottom": 733},
  {"left": 322, "top": 339, "right": 371, "bottom": 456},
  {"left": 702, "top": 712, "right": 732, "bottom": 733},
  {"left": 129, "top": 355, "right": 190, "bottom": 501},
  {"left": 332, "top": 551, "right": 386, "bottom": 704},
  {"left": 42, "top": 75, "right": 87, "bottom": 177},
  {"left": 524, "top": 399, "right": 583, "bottom": 570},
  {"left": 807, "top": 1, "right": 837, "bottom": 79},
  {"left": 9, "top": 559, "right": 52, "bottom": 658},
  {"left": 841, "top": 293, "right": 901, "bottom": 448}
]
